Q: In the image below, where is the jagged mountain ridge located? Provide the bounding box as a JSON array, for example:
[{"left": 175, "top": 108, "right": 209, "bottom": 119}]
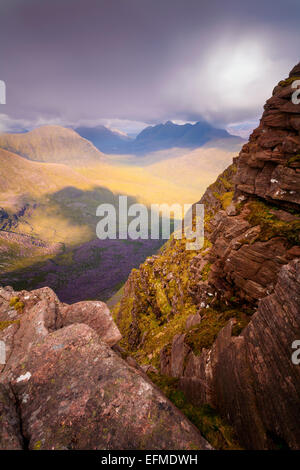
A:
[{"left": 113, "top": 63, "right": 300, "bottom": 449}]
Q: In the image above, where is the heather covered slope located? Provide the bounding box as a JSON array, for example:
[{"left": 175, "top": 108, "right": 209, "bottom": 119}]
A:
[{"left": 113, "top": 63, "right": 300, "bottom": 449}]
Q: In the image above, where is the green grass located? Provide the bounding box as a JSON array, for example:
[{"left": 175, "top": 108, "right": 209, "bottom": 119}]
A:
[
  {"left": 245, "top": 199, "right": 300, "bottom": 246},
  {"left": 114, "top": 160, "right": 240, "bottom": 368},
  {"left": 201, "top": 262, "right": 211, "bottom": 281},
  {"left": 114, "top": 235, "right": 204, "bottom": 366},
  {"left": 185, "top": 307, "right": 253, "bottom": 355}
]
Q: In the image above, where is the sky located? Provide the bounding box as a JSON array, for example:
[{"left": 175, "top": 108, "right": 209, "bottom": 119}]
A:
[{"left": 0, "top": 0, "right": 299, "bottom": 136}]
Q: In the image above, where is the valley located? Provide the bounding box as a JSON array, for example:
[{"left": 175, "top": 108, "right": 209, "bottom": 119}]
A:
[{"left": 0, "top": 124, "right": 239, "bottom": 303}]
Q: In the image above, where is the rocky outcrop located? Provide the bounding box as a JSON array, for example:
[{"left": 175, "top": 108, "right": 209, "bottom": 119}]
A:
[
  {"left": 11, "top": 323, "right": 211, "bottom": 450},
  {"left": 180, "top": 259, "right": 300, "bottom": 449},
  {"left": 235, "top": 63, "right": 300, "bottom": 208},
  {"left": 0, "top": 285, "right": 211, "bottom": 450},
  {"left": 193, "top": 203, "right": 299, "bottom": 303},
  {"left": 114, "top": 63, "right": 300, "bottom": 449},
  {"left": 57, "top": 300, "right": 121, "bottom": 347}
]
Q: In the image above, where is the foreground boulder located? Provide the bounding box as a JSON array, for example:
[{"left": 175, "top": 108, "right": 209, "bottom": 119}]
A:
[
  {"left": 0, "top": 286, "right": 121, "bottom": 383},
  {"left": 58, "top": 300, "right": 121, "bottom": 347},
  {"left": 11, "top": 324, "right": 211, "bottom": 450},
  {"left": 0, "top": 286, "right": 211, "bottom": 450}
]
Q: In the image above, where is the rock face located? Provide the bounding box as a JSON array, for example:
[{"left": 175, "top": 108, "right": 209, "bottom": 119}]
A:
[
  {"left": 114, "top": 63, "right": 300, "bottom": 449},
  {"left": 235, "top": 64, "right": 300, "bottom": 208},
  {"left": 0, "top": 285, "right": 211, "bottom": 450},
  {"left": 180, "top": 260, "right": 300, "bottom": 449}
]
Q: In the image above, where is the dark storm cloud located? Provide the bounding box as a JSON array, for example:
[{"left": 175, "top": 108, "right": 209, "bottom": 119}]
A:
[{"left": 0, "top": 0, "right": 299, "bottom": 132}]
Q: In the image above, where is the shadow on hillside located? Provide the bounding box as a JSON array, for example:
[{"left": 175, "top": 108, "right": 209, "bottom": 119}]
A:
[{"left": 0, "top": 185, "right": 178, "bottom": 303}]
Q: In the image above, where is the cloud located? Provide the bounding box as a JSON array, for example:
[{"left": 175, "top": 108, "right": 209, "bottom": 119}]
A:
[
  {"left": 226, "top": 120, "right": 259, "bottom": 139},
  {"left": 0, "top": 0, "right": 299, "bottom": 132},
  {"left": 162, "top": 32, "right": 295, "bottom": 125}
]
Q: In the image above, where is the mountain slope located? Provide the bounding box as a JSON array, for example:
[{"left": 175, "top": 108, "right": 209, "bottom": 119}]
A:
[
  {"left": 113, "top": 63, "right": 300, "bottom": 449},
  {"left": 0, "top": 147, "right": 93, "bottom": 199},
  {"left": 136, "top": 120, "right": 224, "bottom": 148},
  {"left": 0, "top": 125, "right": 107, "bottom": 165},
  {"left": 75, "top": 125, "right": 132, "bottom": 154},
  {"left": 0, "top": 132, "right": 239, "bottom": 304}
]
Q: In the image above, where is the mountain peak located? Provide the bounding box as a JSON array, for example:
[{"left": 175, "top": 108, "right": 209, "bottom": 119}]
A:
[
  {"left": 132, "top": 119, "right": 241, "bottom": 154},
  {"left": 0, "top": 125, "right": 106, "bottom": 165}
]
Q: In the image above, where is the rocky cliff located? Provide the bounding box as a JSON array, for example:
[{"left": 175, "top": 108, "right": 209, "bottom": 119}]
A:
[{"left": 113, "top": 63, "right": 300, "bottom": 449}]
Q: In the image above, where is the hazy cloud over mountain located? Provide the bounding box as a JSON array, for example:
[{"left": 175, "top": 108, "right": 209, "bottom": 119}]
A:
[{"left": 0, "top": 0, "right": 299, "bottom": 133}]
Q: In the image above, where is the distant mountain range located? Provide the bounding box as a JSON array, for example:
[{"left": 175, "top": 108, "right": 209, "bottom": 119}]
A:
[
  {"left": 0, "top": 121, "right": 243, "bottom": 163},
  {"left": 76, "top": 120, "right": 244, "bottom": 155}
]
